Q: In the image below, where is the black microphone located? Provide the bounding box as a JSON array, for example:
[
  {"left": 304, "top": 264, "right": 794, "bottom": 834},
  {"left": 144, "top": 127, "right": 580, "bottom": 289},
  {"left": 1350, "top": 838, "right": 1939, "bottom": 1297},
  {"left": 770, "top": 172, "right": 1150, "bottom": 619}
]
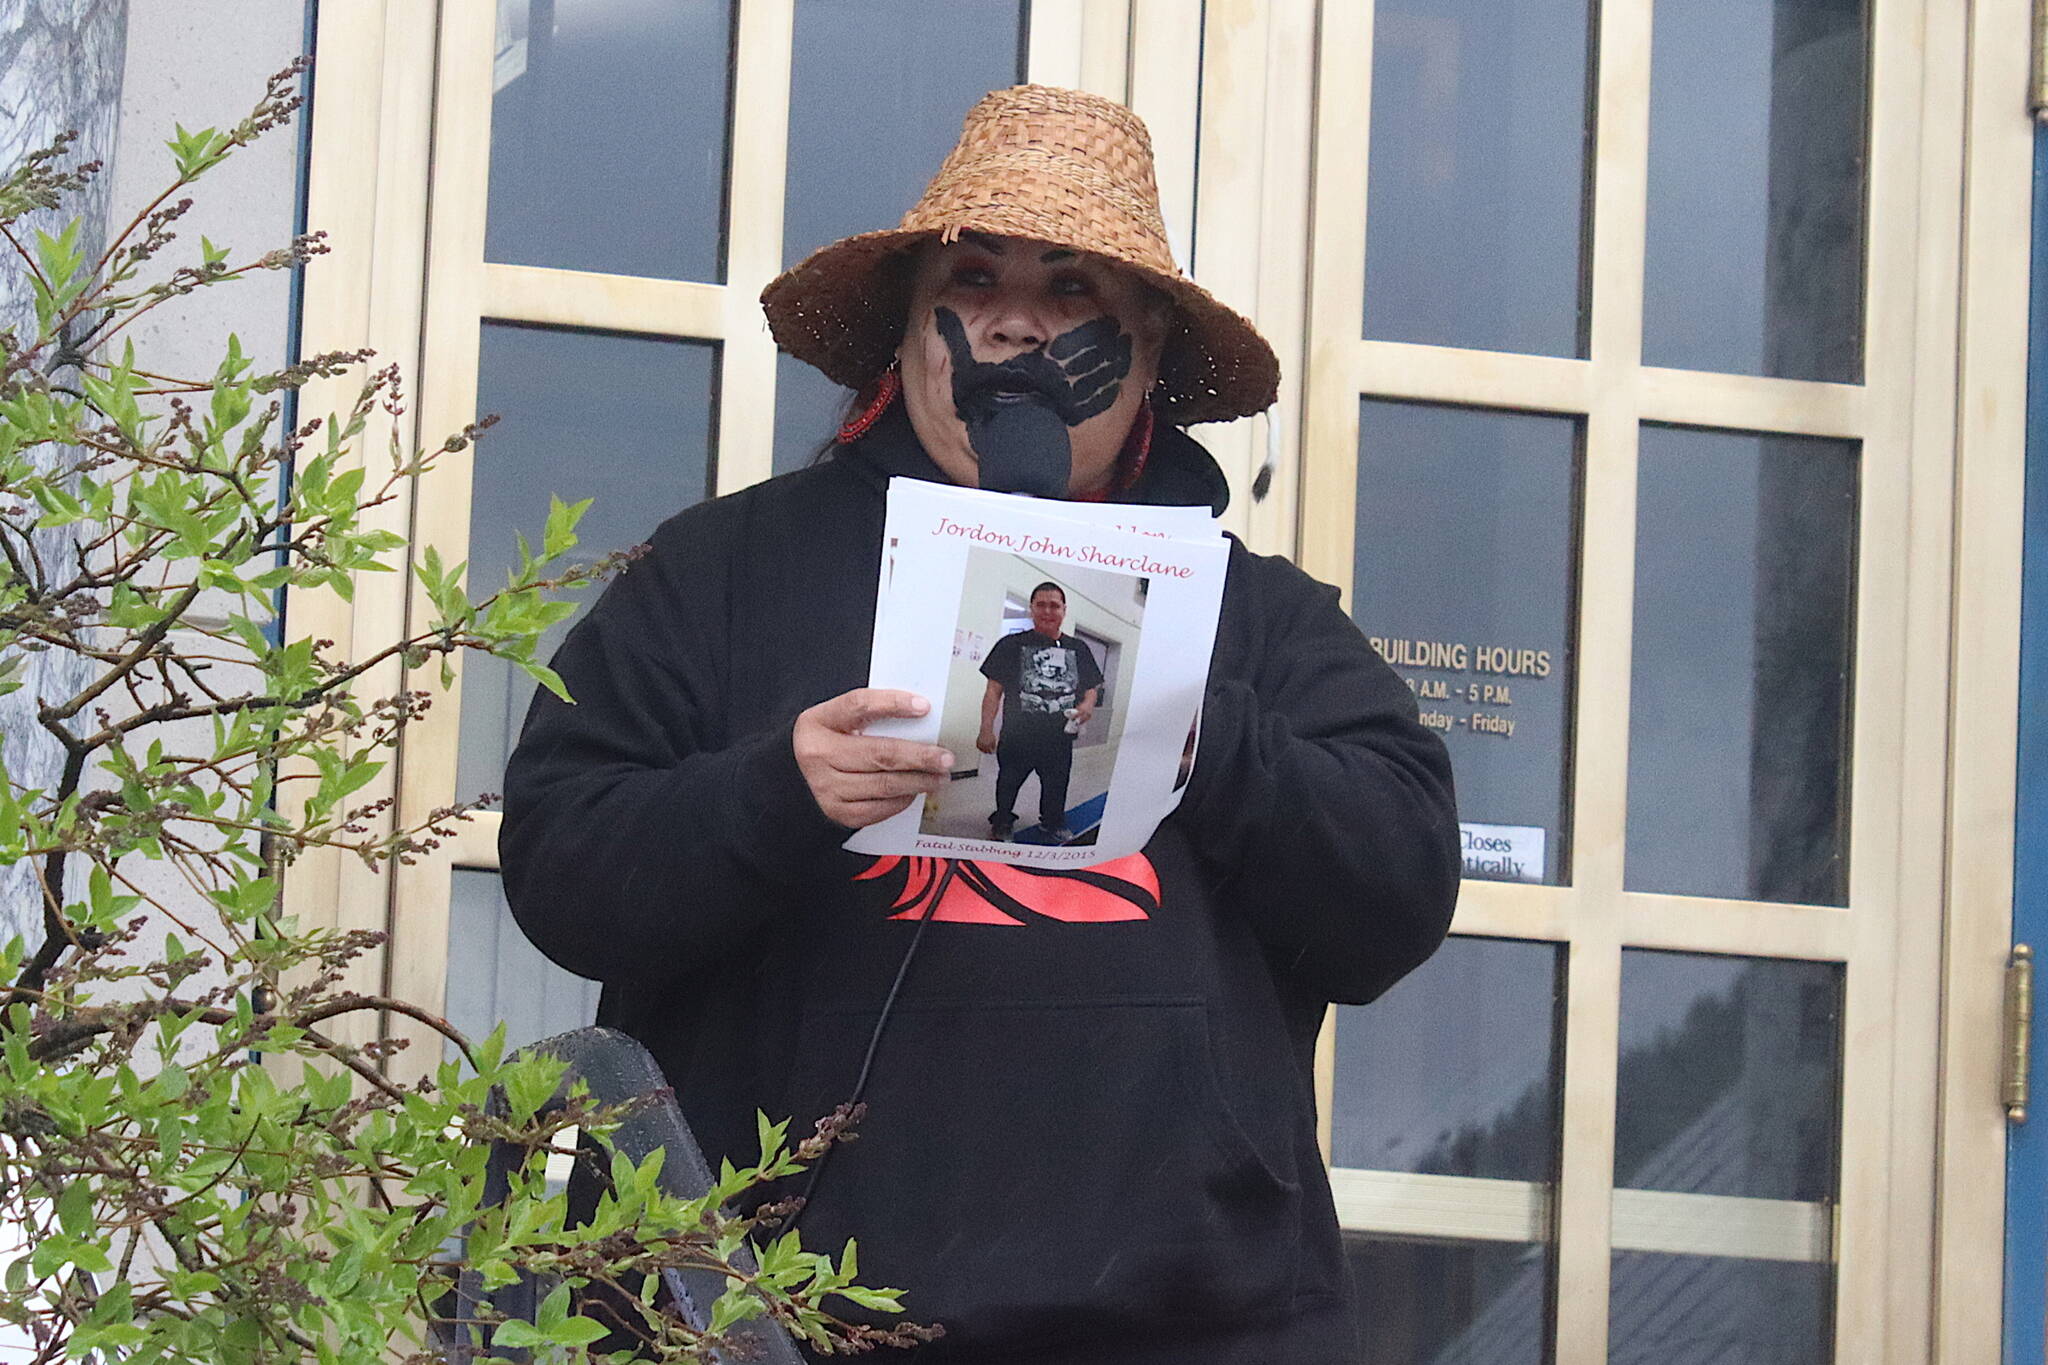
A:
[
  {"left": 968, "top": 400, "right": 1071, "bottom": 498},
  {"left": 935, "top": 304, "right": 1131, "bottom": 500}
]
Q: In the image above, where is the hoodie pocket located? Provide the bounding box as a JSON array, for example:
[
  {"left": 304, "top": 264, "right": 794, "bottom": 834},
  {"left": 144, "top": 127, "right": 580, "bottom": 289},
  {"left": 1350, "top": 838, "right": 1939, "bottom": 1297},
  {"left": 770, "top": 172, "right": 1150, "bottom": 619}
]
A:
[{"left": 782, "top": 997, "right": 1303, "bottom": 1348}]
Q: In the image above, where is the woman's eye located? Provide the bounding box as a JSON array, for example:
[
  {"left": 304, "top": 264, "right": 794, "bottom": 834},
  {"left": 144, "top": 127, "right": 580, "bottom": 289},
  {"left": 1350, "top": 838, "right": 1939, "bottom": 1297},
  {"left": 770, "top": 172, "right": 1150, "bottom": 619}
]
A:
[
  {"left": 1049, "top": 274, "right": 1094, "bottom": 297},
  {"left": 951, "top": 266, "right": 997, "bottom": 288}
]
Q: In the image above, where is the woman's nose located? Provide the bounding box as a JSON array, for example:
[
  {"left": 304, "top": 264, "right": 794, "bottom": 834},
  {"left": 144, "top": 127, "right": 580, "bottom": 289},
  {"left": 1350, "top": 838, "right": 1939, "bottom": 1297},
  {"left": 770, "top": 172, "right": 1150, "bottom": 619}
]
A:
[{"left": 984, "top": 296, "right": 1049, "bottom": 352}]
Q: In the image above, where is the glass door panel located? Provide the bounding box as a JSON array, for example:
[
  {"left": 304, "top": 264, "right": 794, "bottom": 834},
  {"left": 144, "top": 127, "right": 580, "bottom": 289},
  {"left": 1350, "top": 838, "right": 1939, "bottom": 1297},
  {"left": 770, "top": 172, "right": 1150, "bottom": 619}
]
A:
[
  {"left": 1332, "top": 936, "right": 1565, "bottom": 1363},
  {"left": 1608, "top": 1251, "right": 1833, "bottom": 1363},
  {"left": 457, "top": 324, "right": 721, "bottom": 804},
  {"left": 1297, "top": 0, "right": 1950, "bottom": 1351},
  {"left": 779, "top": 0, "right": 1032, "bottom": 268},
  {"left": 449, "top": 324, "right": 720, "bottom": 1051},
  {"left": 1640, "top": 0, "right": 1870, "bottom": 382},
  {"left": 1349, "top": 1234, "right": 1554, "bottom": 1364},
  {"left": 1352, "top": 401, "right": 1581, "bottom": 886},
  {"left": 1608, "top": 950, "right": 1842, "bottom": 1362},
  {"left": 770, "top": 0, "right": 1032, "bottom": 473},
  {"left": 1624, "top": 427, "right": 1858, "bottom": 905},
  {"left": 486, "top": 0, "right": 737, "bottom": 280},
  {"left": 1334, "top": 936, "right": 1564, "bottom": 1180},
  {"left": 443, "top": 868, "right": 602, "bottom": 1058},
  {"left": 1614, "top": 950, "right": 1843, "bottom": 1203},
  {"left": 1362, "top": 0, "right": 1597, "bottom": 357}
]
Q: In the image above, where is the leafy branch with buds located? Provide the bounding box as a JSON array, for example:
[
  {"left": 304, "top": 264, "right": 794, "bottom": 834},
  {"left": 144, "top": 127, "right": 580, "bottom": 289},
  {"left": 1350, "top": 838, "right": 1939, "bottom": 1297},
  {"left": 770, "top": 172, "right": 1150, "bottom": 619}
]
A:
[{"left": 0, "top": 60, "right": 931, "bottom": 1362}]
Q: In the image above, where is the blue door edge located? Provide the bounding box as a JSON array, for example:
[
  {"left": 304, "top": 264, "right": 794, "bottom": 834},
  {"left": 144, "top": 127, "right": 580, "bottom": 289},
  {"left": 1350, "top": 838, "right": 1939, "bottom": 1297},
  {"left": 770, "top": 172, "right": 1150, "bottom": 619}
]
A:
[{"left": 2006, "top": 123, "right": 2048, "bottom": 1365}]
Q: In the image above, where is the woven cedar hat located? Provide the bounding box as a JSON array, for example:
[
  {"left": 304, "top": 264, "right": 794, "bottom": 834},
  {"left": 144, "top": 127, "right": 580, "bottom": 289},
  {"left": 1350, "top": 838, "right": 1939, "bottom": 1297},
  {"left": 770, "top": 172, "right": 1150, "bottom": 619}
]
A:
[{"left": 761, "top": 85, "right": 1278, "bottom": 427}]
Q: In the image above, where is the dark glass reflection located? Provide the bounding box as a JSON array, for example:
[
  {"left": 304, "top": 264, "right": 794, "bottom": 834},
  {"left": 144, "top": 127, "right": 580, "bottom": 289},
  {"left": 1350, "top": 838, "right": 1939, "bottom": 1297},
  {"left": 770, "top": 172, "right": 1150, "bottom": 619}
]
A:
[
  {"left": 1615, "top": 950, "right": 1842, "bottom": 1203},
  {"left": 486, "top": 0, "right": 735, "bottom": 281},
  {"left": 1354, "top": 400, "right": 1580, "bottom": 886},
  {"left": 1333, "top": 937, "right": 1564, "bottom": 1183},
  {"left": 459, "top": 324, "right": 719, "bottom": 802},
  {"left": 774, "top": 353, "right": 850, "bottom": 475},
  {"left": 1609, "top": 1251, "right": 1832, "bottom": 1364},
  {"left": 1642, "top": 0, "right": 1868, "bottom": 382},
  {"left": 1363, "top": 0, "right": 1594, "bottom": 357},
  {"left": 444, "top": 870, "right": 600, "bottom": 1060},
  {"left": 771, "top": 0, "right": 1028, "bottom": 471},
  {"left": 781, "top": 0, "right": 1028, "bottom": 268},
  {"left": 1625, "top": 426, "right": 1857, "bottom": 904},
  {"left": 1347, "top": 1233, "right": 1553, "bottom": 1365}
]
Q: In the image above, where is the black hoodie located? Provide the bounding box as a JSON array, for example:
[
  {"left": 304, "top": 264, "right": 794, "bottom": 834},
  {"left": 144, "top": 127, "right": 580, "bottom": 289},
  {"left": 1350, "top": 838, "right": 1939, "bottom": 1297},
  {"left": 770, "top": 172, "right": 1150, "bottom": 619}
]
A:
[{"left": 500, "top": 404, "right": 1460, "bottom": 1362}]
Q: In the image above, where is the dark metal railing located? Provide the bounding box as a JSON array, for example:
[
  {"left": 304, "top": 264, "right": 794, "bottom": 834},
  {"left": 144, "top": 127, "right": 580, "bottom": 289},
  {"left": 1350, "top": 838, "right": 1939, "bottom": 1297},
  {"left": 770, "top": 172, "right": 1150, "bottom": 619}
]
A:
[{"left": 436, "top": 1026, "right": 805, "bottom": 1365}]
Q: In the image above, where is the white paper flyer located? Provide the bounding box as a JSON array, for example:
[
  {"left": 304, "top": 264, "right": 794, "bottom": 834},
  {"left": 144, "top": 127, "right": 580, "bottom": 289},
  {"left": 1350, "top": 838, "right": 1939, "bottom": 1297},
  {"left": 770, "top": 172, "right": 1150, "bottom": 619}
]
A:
[{"left": 845, "top": 478, "right": 1229, "bottom": 868}]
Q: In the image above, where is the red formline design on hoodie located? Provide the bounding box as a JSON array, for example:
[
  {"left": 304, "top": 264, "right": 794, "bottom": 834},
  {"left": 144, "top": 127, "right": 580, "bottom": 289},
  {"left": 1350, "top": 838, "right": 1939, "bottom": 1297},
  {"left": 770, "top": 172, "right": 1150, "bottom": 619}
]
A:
[{"left": 857, "top": 854, "right": 1160, "bottom": 925}]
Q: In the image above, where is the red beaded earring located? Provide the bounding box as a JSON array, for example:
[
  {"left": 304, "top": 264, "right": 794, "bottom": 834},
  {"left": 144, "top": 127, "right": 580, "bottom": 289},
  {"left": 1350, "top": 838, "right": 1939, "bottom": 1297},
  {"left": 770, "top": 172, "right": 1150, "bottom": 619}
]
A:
[
  {"left": 835, "top": 364, "right": 901, "bottom": 445},
  {"left": 1118, "top": 399, "right": 1157, "bottom": 490}
]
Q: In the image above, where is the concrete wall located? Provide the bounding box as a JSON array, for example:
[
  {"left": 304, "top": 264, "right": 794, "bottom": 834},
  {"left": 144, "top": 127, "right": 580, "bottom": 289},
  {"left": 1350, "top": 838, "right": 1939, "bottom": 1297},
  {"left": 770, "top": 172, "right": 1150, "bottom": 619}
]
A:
[
  {"left": 0, "top": 3, "right": 305, "bottom": 1335},
  {"left": 0, "top": 0, "right": 129, "bottom": 937},
  {"left": 108, "top": 0, "right": 307, "bottom": 395},
  {"left": 0, "top": 0, "right": 308, "bottom": 943},
  {"left": 99, "top": 0, "right": 311, "bottom": 955}
]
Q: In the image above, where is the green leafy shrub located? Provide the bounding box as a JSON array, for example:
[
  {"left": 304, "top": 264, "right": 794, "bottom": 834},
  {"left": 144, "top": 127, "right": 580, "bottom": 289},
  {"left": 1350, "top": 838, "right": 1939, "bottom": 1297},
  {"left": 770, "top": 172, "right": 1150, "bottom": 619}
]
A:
[{"left": 0, "top": 61, "right": 930, "bottom": 1362}]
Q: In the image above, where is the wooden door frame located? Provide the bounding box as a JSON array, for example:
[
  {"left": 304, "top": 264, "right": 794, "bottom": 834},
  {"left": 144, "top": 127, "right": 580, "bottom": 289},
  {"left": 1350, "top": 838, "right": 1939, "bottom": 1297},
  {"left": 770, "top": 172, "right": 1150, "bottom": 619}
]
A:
[
  {"left": 1935, "top": 0, "right": 2035, "bottom": 1360},
  {"left": 287, "top": 4, "right": 2036, "bottom": 1359},
  {"left": 283, "top": 0, "right": 440, "bottom": 1049},
  {"left": 359, "top": 0, "right": 1131, "bottom": 1075},
  {"left": 1288, "top": 0, "right": 2027, "bottom": 1361}
]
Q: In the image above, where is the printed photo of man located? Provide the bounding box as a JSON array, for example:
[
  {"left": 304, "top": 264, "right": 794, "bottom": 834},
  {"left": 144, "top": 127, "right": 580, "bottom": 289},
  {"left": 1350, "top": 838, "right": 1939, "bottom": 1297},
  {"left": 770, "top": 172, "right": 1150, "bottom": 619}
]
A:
[{"left": 976, "top": 581, "right": 1105, "bottom": 842}]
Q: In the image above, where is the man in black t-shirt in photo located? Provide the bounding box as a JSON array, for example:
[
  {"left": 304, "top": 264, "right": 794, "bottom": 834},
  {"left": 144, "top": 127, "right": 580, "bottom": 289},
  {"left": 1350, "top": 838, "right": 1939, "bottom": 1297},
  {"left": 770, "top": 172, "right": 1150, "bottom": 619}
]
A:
[{"left": 976, "top": 581, "right": 1105, "bottom": 842}]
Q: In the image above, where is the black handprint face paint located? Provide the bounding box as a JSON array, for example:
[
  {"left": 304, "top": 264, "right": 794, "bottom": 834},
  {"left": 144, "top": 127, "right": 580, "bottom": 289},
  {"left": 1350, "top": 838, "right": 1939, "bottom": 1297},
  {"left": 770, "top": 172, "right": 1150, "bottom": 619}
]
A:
[
  {"left": 934, "top": 306, "right": 1135, "bottom": 496},
  {"left": 936, "top": 308, "right": 1134, "bottom": 428},
  {"left": 897, "top": 233, "right": 1165, "bottom": 497}
]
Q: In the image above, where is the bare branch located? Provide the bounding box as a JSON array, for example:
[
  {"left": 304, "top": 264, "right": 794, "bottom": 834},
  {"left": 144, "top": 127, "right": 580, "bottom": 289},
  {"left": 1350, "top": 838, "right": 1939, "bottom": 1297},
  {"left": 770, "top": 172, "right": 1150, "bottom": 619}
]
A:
[
  {"left": 292, "top": 994, "right": 476, "bottom": 1069},
  {"left": 0, "top": 222, "right": 45, "bottom": 288},
  {"left": 16, "top": 745, "right": 89, "bottom": 999},
  {"left": 39, "top": 582, "right": 204, "bottom": 729}
]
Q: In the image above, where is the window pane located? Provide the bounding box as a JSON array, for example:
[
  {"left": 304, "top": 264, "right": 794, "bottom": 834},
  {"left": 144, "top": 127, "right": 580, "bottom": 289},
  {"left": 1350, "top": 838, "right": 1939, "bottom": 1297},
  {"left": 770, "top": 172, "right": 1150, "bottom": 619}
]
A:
[
  {"left": 1625, "top": 427, "right": 1857, "bottom": 904},
  {"left": 1641, "top": 0, "right": 1868, "bottom": 382},
  {"left": 486, "top": 0, "right": 735, "bottom": 281},
  {"left": 781, "top": 0, "right": 1029, "bottom": 269},
  {"left": 1334, "top": 937, "right": 1564, "bottom": 1183},
  {"left": 1363, "top": 0, "right": 1594, "bottom": 357},
  {"left": 1354, "top": 400, "right": 1579, "bottom": 886},
  {"left": 771, "top": 0, "right": 1029, "bottom": 473},
  {"left": 1610, "top": 1252, "right": 1832, "bottom": 1363},
  {"left": 773, "top": 352, "right": 844, "bottom": 476},
  {"left": 444, "top": 869, "right": 601, "bottom": 1058},
  {"left": 459, "top": 324, "right": 719, "bottom": 803},
  {"left": 1348, "top": 1233, "right": 1553, "bottom": 1365},
  {"left": 1616, "top": 950, "right": 1842, "bottom": 1203}
]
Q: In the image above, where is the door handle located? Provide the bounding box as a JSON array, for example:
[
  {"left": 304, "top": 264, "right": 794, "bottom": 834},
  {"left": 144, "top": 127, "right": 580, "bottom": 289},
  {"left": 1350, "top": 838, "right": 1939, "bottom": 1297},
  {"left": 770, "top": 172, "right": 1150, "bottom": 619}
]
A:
[{"left": 2008, "top": 943, "right": 2032, "bottom": 1123}]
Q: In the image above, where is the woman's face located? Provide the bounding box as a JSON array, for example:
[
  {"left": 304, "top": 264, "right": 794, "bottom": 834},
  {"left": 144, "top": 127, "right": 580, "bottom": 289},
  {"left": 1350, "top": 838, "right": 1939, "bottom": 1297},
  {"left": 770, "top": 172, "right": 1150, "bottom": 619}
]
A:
[{"left": 897, "top": 233, "right": 1165, "bottom": 496}]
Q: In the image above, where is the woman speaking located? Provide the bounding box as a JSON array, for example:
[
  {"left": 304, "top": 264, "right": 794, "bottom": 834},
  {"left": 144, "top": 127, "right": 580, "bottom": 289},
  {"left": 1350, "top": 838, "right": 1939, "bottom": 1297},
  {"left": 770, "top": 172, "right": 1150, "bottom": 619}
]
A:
[{"left": 502, "top": 85, "right": 1459, "bottom": 1362}]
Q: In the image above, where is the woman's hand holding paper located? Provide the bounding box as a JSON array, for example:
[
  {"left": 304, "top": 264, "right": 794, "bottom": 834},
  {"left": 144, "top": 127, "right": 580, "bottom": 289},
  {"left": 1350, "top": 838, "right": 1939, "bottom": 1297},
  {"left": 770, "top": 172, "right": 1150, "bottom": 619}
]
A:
[{"left": 794, "top": 689, "right": 954, "bottom": 829}]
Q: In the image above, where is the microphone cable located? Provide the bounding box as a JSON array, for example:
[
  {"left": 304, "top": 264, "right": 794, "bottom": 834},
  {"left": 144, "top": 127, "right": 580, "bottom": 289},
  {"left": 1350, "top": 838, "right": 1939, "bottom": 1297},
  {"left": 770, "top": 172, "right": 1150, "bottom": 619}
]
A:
[{"left": 788, "top": 857, "right": 959, "bottom": 1229}]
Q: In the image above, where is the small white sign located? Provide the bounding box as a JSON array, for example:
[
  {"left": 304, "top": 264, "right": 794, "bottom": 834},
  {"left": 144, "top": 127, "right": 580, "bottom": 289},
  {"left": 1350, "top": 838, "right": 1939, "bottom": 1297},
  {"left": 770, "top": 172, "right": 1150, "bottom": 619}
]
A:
[{"left": 1460, "top": 822, "right": 1546, "bottom": 884}]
